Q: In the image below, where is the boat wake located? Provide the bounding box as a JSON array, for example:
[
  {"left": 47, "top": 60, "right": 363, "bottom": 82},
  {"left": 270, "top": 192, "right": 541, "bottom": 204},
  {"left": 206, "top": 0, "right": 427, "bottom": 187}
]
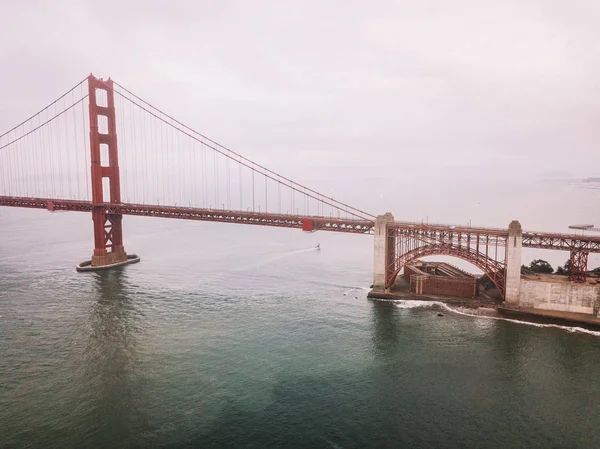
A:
[
  {"left": 387, "top": 299, "right": 600, "bottom": 337},
  {"left": 236, "top": 247, "right": 318, "bottom": 271},
  {"left": 343, "top": 286, "right": 370, "bottom": 297}
]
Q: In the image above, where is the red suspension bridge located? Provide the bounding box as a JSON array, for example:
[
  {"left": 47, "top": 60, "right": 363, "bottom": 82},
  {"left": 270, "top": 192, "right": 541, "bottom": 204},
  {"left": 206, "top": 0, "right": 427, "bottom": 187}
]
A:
[{"left": 1, "top": 74, "right": 600, "bottom": 300}]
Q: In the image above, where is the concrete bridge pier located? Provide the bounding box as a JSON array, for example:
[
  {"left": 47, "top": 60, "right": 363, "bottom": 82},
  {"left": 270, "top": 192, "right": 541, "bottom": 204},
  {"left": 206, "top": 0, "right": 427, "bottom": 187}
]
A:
[
  {"left": 504, "top": 220, "right": 523, "bottom": 304},
  {"left": 372, "top": 213, "right": 395, "bottom": 291}
]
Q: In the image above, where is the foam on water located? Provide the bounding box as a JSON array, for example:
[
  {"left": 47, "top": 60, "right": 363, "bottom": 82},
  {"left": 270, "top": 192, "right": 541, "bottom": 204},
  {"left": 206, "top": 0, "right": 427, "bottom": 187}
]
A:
[
  {"left": 342, "top": 286, "right": 370, "bottom": 297},
  {"left": 388, "top": 299, "right": 600, "bottom": 337}
]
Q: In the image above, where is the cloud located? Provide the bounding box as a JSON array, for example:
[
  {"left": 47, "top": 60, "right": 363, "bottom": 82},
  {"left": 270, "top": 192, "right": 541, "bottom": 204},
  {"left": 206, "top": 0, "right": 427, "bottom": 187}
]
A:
[{"left": 2, "top": 0, "right": 600, "bottom": 180}]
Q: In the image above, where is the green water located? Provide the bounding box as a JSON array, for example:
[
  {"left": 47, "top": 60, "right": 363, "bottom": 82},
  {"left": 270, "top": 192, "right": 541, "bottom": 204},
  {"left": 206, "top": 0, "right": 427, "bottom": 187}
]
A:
[{"left": 1, "top": 208, "right": 599, "bottom": 448}]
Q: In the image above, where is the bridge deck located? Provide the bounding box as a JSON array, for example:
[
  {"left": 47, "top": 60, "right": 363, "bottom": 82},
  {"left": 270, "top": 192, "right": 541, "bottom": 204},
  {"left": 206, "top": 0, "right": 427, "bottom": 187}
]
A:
[
  {"left": 0, "top": 196, "right": 374, "bottom": 234},
  {"left": 3, "top": 195, "right": 600, "bottom": 249},
  {"left": 389, "top": 221, "right": 600, "bottom": 252}
]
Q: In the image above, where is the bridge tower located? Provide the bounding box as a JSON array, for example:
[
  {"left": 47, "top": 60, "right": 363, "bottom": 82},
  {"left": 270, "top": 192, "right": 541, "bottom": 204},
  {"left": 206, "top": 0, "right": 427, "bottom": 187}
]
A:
[{"left": 86, "top": 75, "right": 128, "bottom": 268}]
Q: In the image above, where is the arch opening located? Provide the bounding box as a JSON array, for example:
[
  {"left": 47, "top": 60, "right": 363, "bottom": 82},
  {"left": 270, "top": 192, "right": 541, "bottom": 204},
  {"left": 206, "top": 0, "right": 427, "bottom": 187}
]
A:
[{"left": 386, "top": 245, "right": 506, "bottom": 299}]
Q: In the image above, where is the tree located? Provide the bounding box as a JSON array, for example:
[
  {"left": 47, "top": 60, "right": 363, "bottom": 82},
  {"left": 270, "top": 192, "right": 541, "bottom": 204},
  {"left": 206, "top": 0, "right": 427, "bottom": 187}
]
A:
[
  {"left": 521, "top": 265, "right": 533, "bottom": 275},
  {"left": 529, "top": 259, "right": 554, "bottom": 274},
  {"left": 556, "top": 260, "right": 572, "bottom": 276}
]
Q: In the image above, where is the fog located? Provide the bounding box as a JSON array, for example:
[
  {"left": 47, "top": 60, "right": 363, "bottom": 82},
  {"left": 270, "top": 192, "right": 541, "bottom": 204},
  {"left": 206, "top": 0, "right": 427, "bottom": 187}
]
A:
[{"left": 2, "top": 0, "right": 600, "bottom": 251}]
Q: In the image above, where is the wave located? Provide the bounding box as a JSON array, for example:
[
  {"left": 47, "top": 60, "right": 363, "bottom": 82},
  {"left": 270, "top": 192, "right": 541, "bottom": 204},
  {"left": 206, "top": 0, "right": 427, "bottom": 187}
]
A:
[{"left": 387, "top": 299, "right": 600, "bottom": 337}]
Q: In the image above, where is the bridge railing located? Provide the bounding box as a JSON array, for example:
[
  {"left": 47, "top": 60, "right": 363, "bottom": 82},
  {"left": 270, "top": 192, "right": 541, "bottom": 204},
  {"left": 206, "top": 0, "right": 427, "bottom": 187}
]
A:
[
  {"left": 390, "top": 220, "right": 600, "bottom": 245},
  {"left": 389, "top": 220, "right": 510, "bottom": 234}
]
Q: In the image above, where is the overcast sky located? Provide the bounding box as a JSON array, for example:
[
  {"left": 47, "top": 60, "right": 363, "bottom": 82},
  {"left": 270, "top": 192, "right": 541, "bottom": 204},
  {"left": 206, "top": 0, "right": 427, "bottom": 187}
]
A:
[{"left": 2, "top": 1, "right": 600, "bottom": 217}]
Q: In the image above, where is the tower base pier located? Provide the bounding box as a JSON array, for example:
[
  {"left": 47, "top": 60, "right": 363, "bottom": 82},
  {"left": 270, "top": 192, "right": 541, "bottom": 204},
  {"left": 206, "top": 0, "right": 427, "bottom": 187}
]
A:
[
  {"left": 91, "top": 250, "right": 128, "bottom": 267},
  {"left": 76, "top": 253, "right": 140, "bottom": 272}
]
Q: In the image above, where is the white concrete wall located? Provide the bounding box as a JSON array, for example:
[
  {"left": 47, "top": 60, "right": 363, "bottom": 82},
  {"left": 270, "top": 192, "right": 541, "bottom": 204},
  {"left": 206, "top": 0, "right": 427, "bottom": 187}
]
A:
[
  {"left": 519, "top": 279, "right": 600, "bottom": 316},
  {"left": 504, "top": 220, "right": 523, "bottom": 304},
  {"left": 372, "top": 213, "right": 394, "bottom": 290}
]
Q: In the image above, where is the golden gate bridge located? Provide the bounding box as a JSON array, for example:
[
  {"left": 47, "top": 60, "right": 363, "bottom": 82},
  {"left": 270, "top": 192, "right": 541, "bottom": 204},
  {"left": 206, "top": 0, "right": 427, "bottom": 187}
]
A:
[{"left": 2, "top": 74, "right": 600, "bottom": 301}]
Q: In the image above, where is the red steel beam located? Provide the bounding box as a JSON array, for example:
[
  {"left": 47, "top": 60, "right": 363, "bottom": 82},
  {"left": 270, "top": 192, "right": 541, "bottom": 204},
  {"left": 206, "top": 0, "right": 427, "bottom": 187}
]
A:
[
  {"left": 7, "top": 196, "right": 600, "bottom": 245},
  {"left": 389, "top": 221, "right": 600, "bottom": 252},
  {"left": 522, "top": 233, "right": 600, "bottom": 252},
  {"left": 0, "top": 196, "right": 374, "bottom": 234}
]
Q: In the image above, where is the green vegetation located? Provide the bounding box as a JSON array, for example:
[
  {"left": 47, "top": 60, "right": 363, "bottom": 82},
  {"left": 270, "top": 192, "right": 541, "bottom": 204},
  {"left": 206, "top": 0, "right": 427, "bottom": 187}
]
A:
[
  {"left": 527, "top": 259, "right": 554, "bottom": 274},
  {"left": 554, "top": 260, "right": 600, "bottom": 276},
  {"left": 555, "top": 260, "right": 571, "bottom": 275}
]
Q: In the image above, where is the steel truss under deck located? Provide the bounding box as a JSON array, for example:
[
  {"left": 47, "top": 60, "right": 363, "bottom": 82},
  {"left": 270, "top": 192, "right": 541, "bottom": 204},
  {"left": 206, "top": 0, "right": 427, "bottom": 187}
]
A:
[
  {"left": 383, "top": 222, "right": 600, "bottom": 298},
  {"left": 0, "top": 196, "right": 375, "bottom": 234}
]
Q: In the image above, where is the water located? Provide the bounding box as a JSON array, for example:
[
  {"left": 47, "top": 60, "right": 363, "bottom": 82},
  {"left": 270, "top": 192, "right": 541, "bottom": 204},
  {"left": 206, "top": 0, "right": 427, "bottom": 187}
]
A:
[{"left": 2, "top": 206, "right": 600, "bottom": 448}]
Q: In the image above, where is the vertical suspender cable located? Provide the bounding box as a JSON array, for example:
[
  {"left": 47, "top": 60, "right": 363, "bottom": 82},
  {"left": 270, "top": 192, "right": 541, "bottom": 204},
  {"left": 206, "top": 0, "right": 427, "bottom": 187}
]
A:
[
  {"left": 64, "top": 100, "right": 72, "bottom": 198},
  {"left": 142, "top": 106, "right": 150, "bottom": 204},
  {"left": 188, "top": 134, "right": 196, "bottom": 205},
  {"left": 226, "top": 157, "right": 231, "bottom": 209},
  {"left": 81, "top": 93, "right": 90, "bottom": 201},
  {"left": 21, "top": 126, "right": 27, "bottom": 196},
  {"left": 18, "top": 126, "right": 23, "bottom": 196},
  {"left": 171, "top": 120, "right": 177, "bottom": 204},
  {"left": 48, "top": 116, "right": 55, "bottom": 197},
  {"left": 119, "top": 92, "right": 127, "bottom": 202},
  {"left": 19, "top": 127, "right": 24, "bottom": 196},
  {"left": 203, "top": 145, "right": 207, "bottom": 207},
  {"left": 213, "top": 151, "right": 217, "bottom": 208},
  {"left": 55, "top": 102, "right": 63, "bottom": 198},
  {"left": 29, "top": 121, "right": 35, "bottom": 196},
  {"left": 15, "top": 130, "right": 21, "bottom": 196},
  {"left": 154, "top": 112, "right": 160, "bottom": 204},
  {"left": 129, "top": 100, "right": 137, "bottom": 203},
  {"left": 13, "top": 130, "right": 19, "bottom": 196},
  {"left": 215, "top": 151, "right": 219, "bottom": 208},
  {"left": 41, "top": 114, "right": 46, "bottom": 197},
  {"left": 160, "top": 117, "right": 164, "bottom": 204},
  {"left": 29, "top": 123, "right": 34, "bottom": 196},
  {"left": 1, "top": 134, "right": 6, "bottom": 195},
  {"left": 72, "top": 91, "right": 81, "bottom": 199},
  {"left": 166, "top": 119, "right": 171, "bottom": 205},
  {"left": 201, "top": 143, "right": 205, "bottom": 207},
  {"left": 189, "top": 135, "right": 193, "bottom": 206}
]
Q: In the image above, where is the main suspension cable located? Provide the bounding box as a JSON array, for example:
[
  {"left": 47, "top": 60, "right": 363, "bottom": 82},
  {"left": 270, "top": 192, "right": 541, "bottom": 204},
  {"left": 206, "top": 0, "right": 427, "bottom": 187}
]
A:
[
  {"left": 113, "top": 82, "right": 375, "bottom": 219},
  {"left": 0, "top": 95, "right": 89, "bottom": 151},
  {"left": 0, "top": 77, "right": 88, "bottom": 140}
]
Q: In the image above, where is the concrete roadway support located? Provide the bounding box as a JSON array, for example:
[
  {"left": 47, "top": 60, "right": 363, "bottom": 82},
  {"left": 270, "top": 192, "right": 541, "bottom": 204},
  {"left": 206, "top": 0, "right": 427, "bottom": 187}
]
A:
[
  {"left": 504, "top": 220, "right": 523, "bottom": 304},
  {"left": 373, "top": 213, "right": 395, "bottom": 291}
]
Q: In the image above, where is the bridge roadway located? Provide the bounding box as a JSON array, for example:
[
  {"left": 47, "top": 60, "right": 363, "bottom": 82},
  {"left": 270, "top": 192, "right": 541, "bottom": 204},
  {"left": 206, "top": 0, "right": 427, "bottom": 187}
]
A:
[
  {"left": 3, "top": 195, "right": 600, "bottom": 252},
  {"left": 0, "top": 196, "right": 374, "bottom": 234},
  {"left": 388, "top": 221, "right": 600, "bottom": 253}
]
